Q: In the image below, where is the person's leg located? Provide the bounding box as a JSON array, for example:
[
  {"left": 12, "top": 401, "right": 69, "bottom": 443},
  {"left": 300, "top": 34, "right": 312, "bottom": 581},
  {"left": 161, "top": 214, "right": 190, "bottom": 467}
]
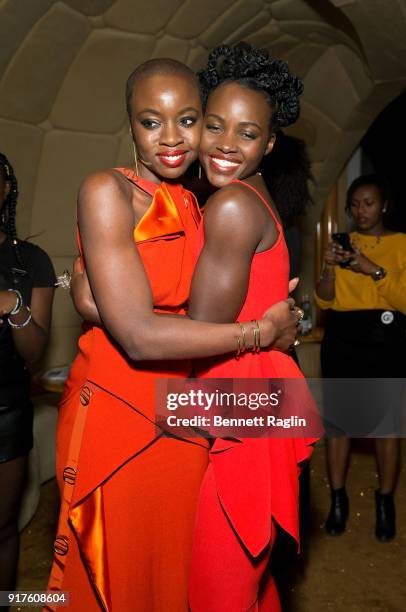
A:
[
  {"left": 326, "top": 437, "right": 350, "bottom": 489},
  {"left": 325, "top": 438, "right": 350, "bottom": 535},
  {"left": 0, "top": 455, "right": 27, "bottom": 591},
  {"left": 374, "top": 438, "right": 400, "bottom": 541},
  {"left": 375, "top": 438, "right": 400, "bottom": 493},
  {"left": 189, "top": 463, "right": 275, "bottom": 611}
]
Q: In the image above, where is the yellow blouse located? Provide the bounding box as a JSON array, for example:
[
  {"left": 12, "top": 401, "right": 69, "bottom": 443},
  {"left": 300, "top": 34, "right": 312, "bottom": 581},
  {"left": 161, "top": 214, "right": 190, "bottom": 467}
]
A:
[{"left": 315, "top": 232, "right": 406, "bottom": 314}]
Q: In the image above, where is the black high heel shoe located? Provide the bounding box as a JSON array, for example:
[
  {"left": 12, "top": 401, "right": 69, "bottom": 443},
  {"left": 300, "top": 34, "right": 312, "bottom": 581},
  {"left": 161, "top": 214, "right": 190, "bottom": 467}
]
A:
[
  {"left": 375, "top": 490, "right": 396, "bottom": 542},
  {"left": 325, "top": 487, "right": 349, "bottom": 535}
]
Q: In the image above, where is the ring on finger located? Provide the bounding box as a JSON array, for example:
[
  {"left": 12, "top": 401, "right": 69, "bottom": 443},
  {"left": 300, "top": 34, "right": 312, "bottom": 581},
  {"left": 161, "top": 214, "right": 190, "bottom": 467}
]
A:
[
  {"left": 55, "top": 269, "right": 72, "bottom": 290},
  {"left": 296, "top": 307, "right": 304, "bottom": 321},
  {"left": 290, "top": 338, "right": 301, "bottom": 350}
]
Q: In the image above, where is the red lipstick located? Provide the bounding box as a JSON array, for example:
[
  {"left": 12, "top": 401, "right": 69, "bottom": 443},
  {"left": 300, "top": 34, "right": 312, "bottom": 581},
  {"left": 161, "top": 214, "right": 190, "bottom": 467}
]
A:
[{"left": 157, "top": 150, "right": 188, "bottom": 168}]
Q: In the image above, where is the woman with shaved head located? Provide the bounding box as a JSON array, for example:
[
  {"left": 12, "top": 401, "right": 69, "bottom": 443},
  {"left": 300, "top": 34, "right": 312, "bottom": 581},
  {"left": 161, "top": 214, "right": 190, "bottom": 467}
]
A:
[{"left": 46, "top": 57, "right": 300, "bottom": 611}]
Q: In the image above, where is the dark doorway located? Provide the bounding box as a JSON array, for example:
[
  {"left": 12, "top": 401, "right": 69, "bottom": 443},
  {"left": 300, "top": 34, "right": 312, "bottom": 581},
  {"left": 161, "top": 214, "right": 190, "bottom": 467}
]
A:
[{"left": 361, "top": 91, "right": 406, "bottom": 231}]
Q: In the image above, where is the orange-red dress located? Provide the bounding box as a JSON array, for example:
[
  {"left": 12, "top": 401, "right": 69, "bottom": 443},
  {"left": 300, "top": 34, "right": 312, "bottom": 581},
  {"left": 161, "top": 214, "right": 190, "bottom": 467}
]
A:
[
  {"left": 46, "top": 170, "right": 209, "bottom": 611},
  {"left": 189, "top": 180, "right": 318, "bottom": 611}
]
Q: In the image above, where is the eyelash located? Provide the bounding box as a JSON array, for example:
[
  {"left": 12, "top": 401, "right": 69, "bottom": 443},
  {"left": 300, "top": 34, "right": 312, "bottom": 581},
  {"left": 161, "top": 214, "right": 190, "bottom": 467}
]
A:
[
  {"left": 205, "top": 123, "right": 220, "bottom": 132},
  {"left": 141, "top": 117, "right": 197, "bottom": 129},
  {"left": 180, "top": 117, "right": 197, "bottom": 127},
  {"left": 205, "top": 124, "right": 257, "bottom": 140},
  {"left": 141, "top": 119, "right": 160, "bottom": 129},
  {"left": 352, "top": 201, "right": 374, "bottom": 207}
]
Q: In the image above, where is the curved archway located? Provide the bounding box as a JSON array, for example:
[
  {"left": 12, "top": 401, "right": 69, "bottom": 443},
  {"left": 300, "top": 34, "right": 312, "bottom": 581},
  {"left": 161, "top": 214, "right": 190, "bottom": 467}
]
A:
[{"left": 1, "top": 0, "right": 405, "bottom": 365}]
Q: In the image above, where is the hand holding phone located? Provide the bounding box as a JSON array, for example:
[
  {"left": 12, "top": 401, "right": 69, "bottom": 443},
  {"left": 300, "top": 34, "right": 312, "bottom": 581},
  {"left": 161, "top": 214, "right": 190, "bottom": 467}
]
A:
[
  {"left": 332, "top": 233, "right": 354, "bottom": 252},
  {"left": 332, "top": 233, "right": 355, "bottom": 267}
]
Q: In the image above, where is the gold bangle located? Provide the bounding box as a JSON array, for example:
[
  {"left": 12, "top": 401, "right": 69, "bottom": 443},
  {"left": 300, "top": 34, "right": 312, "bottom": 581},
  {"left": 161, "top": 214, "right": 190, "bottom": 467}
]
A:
[
  {"left": 235, "top": 322, "right": 247, "bottom": 359},
  {"left": 236, "top": 321, "right": 246, "bottom": 352},
  {"left": 236, "top": 334, "right": 242, "bottom": 358},
  {"left": 251, "top": 320, "right": 261, "bottom": 353}
]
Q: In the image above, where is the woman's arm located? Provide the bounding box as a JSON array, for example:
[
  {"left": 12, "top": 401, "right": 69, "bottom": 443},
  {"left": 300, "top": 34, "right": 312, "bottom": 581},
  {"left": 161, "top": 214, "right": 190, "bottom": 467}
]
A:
[
  {"left": 373, "top": 269, "right": 406, "bottom": 313},
  {"left": 77, "top": 171, "right": 296, "bottom": 361},
  {"left": 315, "top": 241, "right": 350, "bottom": 304},
  {"left": 347, "top": 249, "right": 406, "bottom": 314},
  {"left": 187, "top": 185, "right": 299, "bottom": 351},
  {"left": 0, "top": 286, "right": 54, "bottom": 364},
  {"left": 70, "top": 257, "right": 101, "bottom": 324},
  {"left": 188, "top": 187, "right": 262, "bottom": 323}
]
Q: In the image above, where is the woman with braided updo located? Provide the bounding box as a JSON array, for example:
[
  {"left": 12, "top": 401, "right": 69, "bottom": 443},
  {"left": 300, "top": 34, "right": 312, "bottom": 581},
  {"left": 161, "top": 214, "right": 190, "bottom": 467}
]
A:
[
  {"left": 68, "top": 45, "right": 316, "bottom": 609},
  {"left": 0, "top": 153, "right": 55, "bottom": 592},
  {"left": 186, "top": 43, "right": 317, "bottom": 610}
]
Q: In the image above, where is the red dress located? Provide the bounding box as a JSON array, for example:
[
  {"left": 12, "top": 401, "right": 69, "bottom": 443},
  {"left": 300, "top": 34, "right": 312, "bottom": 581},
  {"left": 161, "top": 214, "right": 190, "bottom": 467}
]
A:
[
  {"left": 189, "top": 180, "right": 318, "bottom": 611},
  {"left": 46, "top": 170, "right": 209, "bottom": 612}
]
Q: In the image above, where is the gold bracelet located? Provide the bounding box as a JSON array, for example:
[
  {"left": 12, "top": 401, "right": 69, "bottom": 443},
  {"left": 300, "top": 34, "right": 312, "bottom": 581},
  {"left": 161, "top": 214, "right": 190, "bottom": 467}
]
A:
[
  {"left": 236, "top": 321, "right": 246, "bottom": 352},
  {"left": 251, "top": 320, "right": 261, "bottom": 353},
  {"left": 235, "top": 322, "right": 247, "bottom": 359},
  {"left": 236, "top": 334, "right": 242, "bottom": 358}
]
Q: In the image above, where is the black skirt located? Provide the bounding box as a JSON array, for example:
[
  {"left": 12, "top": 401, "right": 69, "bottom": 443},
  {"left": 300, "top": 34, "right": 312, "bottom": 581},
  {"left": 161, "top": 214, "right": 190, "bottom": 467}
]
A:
[
  {"left": 0, "top": 384, "right": 33, "bottom": 463},
  {"left": 321, "top": 310, "right": 406, "bottom": 436}
]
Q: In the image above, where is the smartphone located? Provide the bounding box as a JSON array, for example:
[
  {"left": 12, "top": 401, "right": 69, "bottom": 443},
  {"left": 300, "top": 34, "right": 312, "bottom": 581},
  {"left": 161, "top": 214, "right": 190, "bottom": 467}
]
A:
[{"left": 332, "top": 232, "right": 354, "bottom": 268}]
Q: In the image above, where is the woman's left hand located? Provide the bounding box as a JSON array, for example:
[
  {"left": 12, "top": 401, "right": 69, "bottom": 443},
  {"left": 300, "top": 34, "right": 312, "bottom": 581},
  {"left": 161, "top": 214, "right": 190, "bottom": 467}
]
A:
[{"left": 348, "top": 249, "right": 379, "bottom": 275}]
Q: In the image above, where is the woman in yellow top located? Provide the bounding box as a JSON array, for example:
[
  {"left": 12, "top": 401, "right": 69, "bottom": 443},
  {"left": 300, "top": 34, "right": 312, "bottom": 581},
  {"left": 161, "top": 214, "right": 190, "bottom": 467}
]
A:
[{"left": 315, "top": 174, "right": 406, "bottom": 542}]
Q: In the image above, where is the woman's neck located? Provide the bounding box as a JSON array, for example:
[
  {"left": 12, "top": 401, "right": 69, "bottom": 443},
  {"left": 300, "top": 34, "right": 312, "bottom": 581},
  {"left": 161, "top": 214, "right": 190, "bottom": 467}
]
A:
[
  {"left": 355, "top": 223, "right": 389, "bottom": 237},
  {"left": 235, "top": 171, "right": 262, "bottom": 187},
  {"left": 138, "top": 163, "right": 166, "bottom": 186}
]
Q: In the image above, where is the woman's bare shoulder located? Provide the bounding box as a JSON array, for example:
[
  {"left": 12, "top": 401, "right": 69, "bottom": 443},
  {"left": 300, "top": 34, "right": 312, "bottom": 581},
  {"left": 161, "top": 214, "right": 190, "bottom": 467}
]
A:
[
  {"left": 204, "top": 182, "right": 260, "bottom": 215},
  {"left": 79, "top": 169, "right": 131, "bottom": 200}
]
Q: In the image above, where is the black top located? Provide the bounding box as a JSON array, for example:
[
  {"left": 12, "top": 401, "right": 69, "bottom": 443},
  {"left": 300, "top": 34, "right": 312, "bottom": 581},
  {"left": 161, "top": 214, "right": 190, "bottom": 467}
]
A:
[{"left": 0, "top": 238, "right": 56, "bottom": 398}]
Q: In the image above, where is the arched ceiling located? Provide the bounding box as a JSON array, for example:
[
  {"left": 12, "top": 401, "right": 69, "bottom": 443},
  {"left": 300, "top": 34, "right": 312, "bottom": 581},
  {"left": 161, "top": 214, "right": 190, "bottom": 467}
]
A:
[
  {"left": 1, "top": 0, "right": 405, "bottom": 368},
  {"left": 1, "top": 0, "right": 405, "bottom": 251}
]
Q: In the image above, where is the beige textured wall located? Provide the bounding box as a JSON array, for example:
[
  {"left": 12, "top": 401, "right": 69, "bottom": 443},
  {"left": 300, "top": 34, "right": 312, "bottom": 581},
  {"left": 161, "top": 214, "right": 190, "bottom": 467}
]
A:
[{"left": 1, "top": 0, "right": 405, "bottom": 368}]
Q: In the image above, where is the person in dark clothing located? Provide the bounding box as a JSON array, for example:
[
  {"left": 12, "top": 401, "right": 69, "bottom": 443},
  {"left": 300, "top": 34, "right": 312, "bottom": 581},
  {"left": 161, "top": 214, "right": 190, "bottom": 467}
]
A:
[
  {"left": 0, "top": 152, "right": 55, "bottom": 592},
  {"left": 260, "top": 131, "right": 314, "bottom": 606},
  {"left": 315, "top": 175, "right": 405, "bottom": 541}
]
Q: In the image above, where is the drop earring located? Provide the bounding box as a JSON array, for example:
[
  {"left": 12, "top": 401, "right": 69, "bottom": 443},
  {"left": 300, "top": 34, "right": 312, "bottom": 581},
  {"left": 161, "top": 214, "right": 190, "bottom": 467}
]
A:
[{"left": 198, "top": 164, "right": 202, "bottom": 179}]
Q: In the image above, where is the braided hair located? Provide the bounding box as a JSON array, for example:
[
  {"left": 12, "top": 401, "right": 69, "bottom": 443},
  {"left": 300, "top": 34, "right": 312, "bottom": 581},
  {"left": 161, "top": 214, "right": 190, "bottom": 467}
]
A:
[
  {"left": 0, "top": 152, "right": 25, "bottom": 268},
  {"left": 198, "top": 42, "right": 303, "bottom": 129}
]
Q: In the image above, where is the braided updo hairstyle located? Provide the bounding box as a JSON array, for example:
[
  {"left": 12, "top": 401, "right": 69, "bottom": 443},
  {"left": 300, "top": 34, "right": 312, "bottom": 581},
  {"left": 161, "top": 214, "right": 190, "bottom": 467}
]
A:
[
  {"left": 0, "top": 152, "right": 24, "bottom": 268},
  {"left": 198, "top": 42, "right": 303, "bottom": 129}
]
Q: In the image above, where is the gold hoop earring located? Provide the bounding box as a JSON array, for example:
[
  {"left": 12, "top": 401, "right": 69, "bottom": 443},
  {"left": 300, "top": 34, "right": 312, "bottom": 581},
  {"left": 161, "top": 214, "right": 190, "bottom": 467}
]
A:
[{"left": 132, "top": 141, "right": 139, "bottom": 176}]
